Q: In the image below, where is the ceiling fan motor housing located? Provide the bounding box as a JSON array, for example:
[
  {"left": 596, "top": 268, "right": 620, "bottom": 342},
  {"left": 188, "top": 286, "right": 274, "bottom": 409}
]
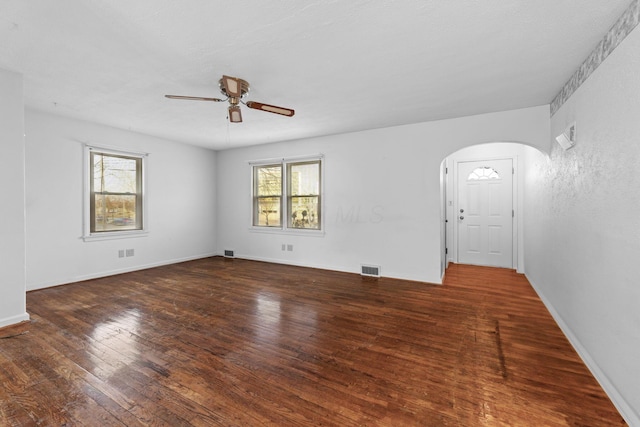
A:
[{"left": 219, "top": 76, "right": 250, "bottom": 99}]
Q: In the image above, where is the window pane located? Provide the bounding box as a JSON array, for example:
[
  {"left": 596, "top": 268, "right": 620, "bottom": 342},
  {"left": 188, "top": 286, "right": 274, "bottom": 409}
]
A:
[
  {"left": 253, "top": 165, "right": 282, "bottom": 227},
  {"left": 255, "top": 165, "right": 282, "bottom": 196},
  {"left": 289, "top": 162, "right": 319, "bottom": 196},
  {"left": 255, "top": 196, "right": 281, "bottom": 227},
  {"left": 288, "top": 160, "right": 321, "bottom": 230},
  {"left": 289, "top": 196, "right": 320, "bottom": 229},
  {"left": 468, "top": 166, "right": 500, "bottom": 181},
  {"left": 93, "top": 154, "right": 138, "bottom": 193},
  {"left": 93, "top": 194, "right": 137, "bottom": 231}
]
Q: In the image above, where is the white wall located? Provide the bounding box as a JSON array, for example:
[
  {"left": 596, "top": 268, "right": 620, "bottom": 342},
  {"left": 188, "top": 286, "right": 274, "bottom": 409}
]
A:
[
  {"left": 25, "top": 110, "right": 218, "bottom": 290},
  {"left": 216, "top": 105, "right": 549, "bottom": 284},
  {"left": 523, "top": 25, "right": 640, "bottom": 425},
  {"left": 0, "top": 69, "right": 29, "bottom": 327}
]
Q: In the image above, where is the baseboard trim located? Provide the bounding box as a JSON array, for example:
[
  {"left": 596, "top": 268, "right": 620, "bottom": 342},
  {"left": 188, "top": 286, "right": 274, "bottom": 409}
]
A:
[
  {"left": 222, "top": 252, "right": 353, "bottom": 276},
  {"left": 0, "top": 312, "right": 30, "bottom": 329},
  {"left": 27, "top": 253, "right": 218, "bottom": 291},
  {"left": 217, "top": 252, "right": 440, "bottom": 285},
  {"left": 526, "top": 276, "right": 639, "bottom": 427}
]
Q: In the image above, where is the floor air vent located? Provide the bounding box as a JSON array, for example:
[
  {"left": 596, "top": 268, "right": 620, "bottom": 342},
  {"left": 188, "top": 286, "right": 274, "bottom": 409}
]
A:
[
  {"left": 361, "top": 265, "right": 381, "bottom": 278},
  {"left": 224, "top": 249, "right": 235, "bottom": 258}
]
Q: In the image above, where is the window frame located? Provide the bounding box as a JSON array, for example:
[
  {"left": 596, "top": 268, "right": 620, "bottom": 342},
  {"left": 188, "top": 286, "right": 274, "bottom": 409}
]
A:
[
  {"left": 83, "top": 145, "right": 148, "bottom": 241},
  {"left": 250, "top": 155, "right": 324, "bottom": 235}
]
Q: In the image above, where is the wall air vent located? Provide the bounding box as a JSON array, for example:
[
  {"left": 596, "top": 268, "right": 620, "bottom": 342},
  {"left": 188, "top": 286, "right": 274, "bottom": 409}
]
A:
[
  {"left": 224, "top": 249, "right": 235, "bottom": 258},
  {"left": 361, "top": 264, "right": 381, "bottom": 278}
]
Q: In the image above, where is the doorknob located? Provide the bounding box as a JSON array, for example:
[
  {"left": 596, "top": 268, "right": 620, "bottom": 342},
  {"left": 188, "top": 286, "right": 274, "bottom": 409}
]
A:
[
  {"left": 459, "top": 216, "right": 464, "bottom": 220},
  {"left": 460, "top": 209, "right": 464, "bottom": 213}
]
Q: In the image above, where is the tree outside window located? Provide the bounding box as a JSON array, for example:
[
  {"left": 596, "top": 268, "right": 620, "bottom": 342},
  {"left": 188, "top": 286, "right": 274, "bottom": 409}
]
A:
[
  {"left": 287, "top": 161, "right": 320, "bottom": 230},
  {"left": 252, "top": 158, "right": 322, "bottom": 231},
  {"left": 253, "top": 165, "right": 282, "bottom": 227},
  {"left": 90, "top": 151, "right": 143, "bottom": 233}
]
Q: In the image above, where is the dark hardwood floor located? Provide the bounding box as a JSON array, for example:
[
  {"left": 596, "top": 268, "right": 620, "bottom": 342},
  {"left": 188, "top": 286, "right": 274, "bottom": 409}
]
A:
[{"left": 0, "top": 258, "right": 626, "bottom": 426}]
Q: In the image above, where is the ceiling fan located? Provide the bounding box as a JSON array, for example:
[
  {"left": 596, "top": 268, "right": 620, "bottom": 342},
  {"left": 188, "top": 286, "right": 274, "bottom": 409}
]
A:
[{"left": 165, "top": 75, "right": 295, "bottom": 123}]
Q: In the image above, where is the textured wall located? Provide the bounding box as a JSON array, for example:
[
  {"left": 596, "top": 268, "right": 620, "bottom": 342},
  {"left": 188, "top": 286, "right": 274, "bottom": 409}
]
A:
[{"left": 525, "top": 25, "right": 640, "bottom": 425}]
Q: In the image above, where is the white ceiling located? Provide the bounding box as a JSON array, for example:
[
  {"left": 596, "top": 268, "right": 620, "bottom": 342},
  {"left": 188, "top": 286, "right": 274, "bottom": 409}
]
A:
[{"left": 0, "top": 1, "right": 633, "bottom": 150}]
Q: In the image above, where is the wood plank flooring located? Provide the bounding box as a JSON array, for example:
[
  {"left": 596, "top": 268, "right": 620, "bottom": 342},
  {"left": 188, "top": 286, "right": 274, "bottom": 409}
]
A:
[{"left": 0, "top": 258, "right": 626, "bottom": 426}]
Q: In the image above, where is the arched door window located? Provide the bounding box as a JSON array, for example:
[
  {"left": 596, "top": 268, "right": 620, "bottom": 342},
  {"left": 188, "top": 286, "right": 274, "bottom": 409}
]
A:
[{"left": 467, "top": 166, "right": 500, "bottom": 181}]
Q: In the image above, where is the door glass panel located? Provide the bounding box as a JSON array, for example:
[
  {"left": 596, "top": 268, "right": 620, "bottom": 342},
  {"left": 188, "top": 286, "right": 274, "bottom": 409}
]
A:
[{"left": 468, "top": 166, "right": 500, "bottom": 181}]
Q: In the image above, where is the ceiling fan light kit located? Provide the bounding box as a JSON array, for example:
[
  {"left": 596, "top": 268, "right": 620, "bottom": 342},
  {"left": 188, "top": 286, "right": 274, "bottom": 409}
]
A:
[
  {"left": 228, "top": 106, "right": 243, "bottom": 123},
  {"left": 165, "top": 75, "right": 294, "bottom": 123}
]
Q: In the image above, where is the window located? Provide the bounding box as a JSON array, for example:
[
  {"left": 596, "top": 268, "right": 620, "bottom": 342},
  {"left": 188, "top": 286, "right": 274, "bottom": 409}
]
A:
[
  {"left": 467, "top": 166, "right": 500, "bottom": 181},
  {"left": 253, "top": 164, "right": 282, "bottom": 227},
  {"left": 84, "top": 146, "right": 146, "bottom": 239},
  {"left": 252, "top": 157, "right": 322, "bottom": 232},
  {"left": 287, "top": 161, "right": 321, "bottom": 229}
]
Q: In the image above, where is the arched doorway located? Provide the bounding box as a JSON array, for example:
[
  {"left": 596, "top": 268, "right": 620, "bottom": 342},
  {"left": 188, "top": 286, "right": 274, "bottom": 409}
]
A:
[{"left": 441, "top": 142, "right": 546, "bottom": 274}]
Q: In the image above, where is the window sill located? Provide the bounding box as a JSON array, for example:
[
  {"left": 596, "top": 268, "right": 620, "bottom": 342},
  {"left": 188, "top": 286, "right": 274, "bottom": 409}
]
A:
[
  {"left": 249, "top": 227, "right": 325, "bottom": 237},
  {"left": 83, "top": 230, "right": 149, "bottom": 242}
]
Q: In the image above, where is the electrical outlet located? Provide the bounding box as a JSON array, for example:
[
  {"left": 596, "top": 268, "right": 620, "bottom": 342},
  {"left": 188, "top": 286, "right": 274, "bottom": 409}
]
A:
[{"left": 126, "top": 249, "right": 134, "bottom": 257}]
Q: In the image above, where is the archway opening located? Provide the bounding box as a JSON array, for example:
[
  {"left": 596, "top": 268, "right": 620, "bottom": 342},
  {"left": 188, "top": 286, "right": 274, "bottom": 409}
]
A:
[{"left": 439, "top": 142, "right": 548, "bottom": 277}]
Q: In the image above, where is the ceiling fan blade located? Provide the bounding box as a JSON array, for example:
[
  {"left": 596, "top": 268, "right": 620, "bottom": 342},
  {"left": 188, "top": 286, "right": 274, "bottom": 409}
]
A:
[
  {"left": 165, "top": 95, "right": 225, "bottom": 102},
  {"left": 221, "top": 75, "right": 242, "bottom": 98},
  {"left": 246, "top": 101, "right": 295, "bottom": 117}
]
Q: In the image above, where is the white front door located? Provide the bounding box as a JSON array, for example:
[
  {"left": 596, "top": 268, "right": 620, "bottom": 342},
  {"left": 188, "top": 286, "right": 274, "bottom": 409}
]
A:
[{"left": 457, "top": 159, "right": 513, "bottom": 268}]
